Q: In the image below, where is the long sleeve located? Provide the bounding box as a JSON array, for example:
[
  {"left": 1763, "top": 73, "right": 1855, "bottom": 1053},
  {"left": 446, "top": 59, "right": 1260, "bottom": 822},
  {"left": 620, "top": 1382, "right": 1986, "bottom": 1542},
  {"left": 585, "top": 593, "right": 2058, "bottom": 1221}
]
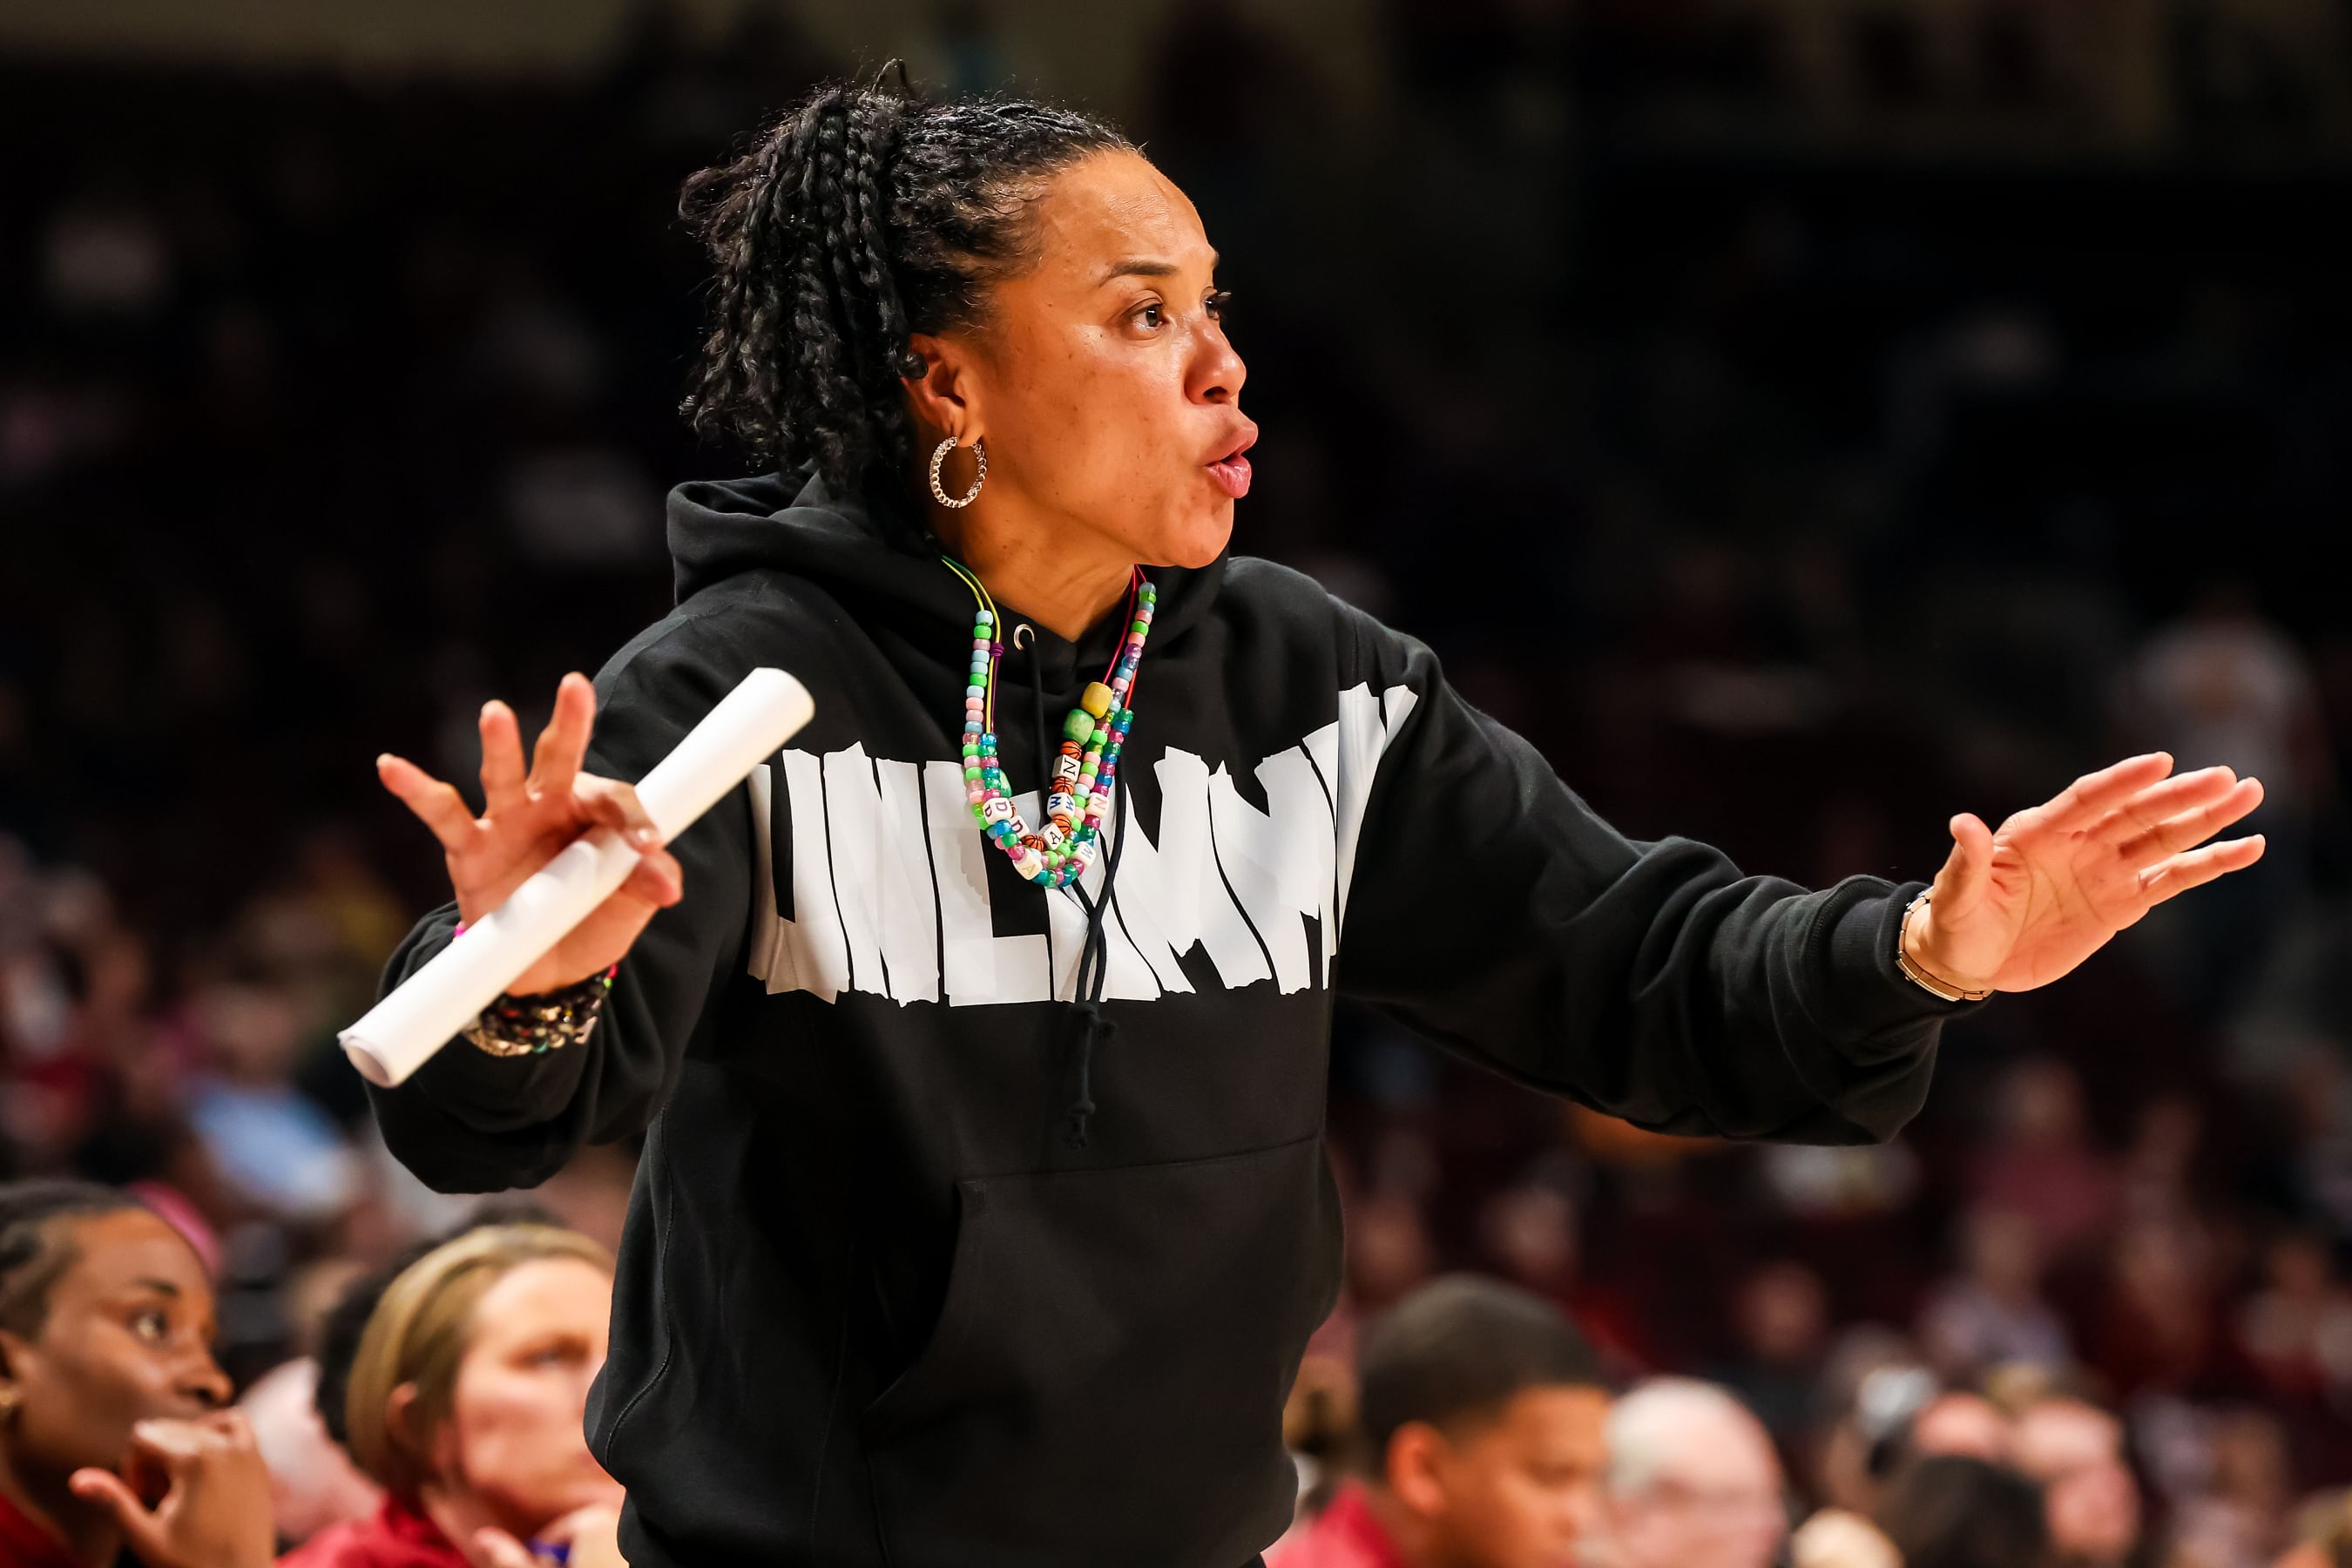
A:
[
  {"left": 366, "top": 616, "right": 755, "bottom": 1192},
  {"left": 1335, "top": 612, "right": 1977, "bottom": 1145}
]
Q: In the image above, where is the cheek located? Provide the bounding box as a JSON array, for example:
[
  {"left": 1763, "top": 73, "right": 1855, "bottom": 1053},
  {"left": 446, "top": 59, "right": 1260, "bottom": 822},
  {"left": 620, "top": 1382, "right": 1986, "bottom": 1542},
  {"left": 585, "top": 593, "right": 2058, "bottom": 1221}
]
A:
[
  {"left": 449, "top": 1371, "right": 588, "bottom": 1488},
  {"left": 18, "top": 1347, "right": 167, "bottom": 1469}
]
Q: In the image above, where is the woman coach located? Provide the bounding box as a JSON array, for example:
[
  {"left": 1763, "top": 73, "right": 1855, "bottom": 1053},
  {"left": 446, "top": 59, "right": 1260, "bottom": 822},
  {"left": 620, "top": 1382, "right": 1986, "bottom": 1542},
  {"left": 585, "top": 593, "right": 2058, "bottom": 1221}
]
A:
[{"left": 366, "top": 69, "right": 2265, "bottom": 1568}]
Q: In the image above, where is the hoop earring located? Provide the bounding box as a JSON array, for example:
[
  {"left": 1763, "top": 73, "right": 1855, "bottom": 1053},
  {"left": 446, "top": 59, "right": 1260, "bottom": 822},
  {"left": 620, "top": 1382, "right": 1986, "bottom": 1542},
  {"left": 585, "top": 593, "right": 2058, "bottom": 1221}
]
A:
[{"left": 929, "top": 435, "right": 987, "bottom": 509}]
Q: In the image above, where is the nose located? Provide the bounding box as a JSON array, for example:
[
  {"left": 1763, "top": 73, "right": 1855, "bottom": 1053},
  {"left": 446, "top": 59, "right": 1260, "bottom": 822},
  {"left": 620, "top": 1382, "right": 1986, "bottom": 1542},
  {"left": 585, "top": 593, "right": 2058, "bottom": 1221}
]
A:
[
  {"left": 1187, "top": 318, "right": 1246, "bottom": 406},
  {"left": 179, "top": 1351, "right": 233, "bottom": 1410}
]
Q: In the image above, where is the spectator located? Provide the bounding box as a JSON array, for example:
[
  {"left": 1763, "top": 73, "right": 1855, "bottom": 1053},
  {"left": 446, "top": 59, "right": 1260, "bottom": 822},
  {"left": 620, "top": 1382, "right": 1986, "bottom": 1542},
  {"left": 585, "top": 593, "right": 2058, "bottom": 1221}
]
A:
[
  {"left": 1711, "top": 1260, "right": 1829, "bottom": 1450},
  {"left": 2011, "top": 1396, "right": 2140, "bottom": 1568},
  {"left": 1790, "top": 1508, "right": 1903, "bottom": 1568},
  {"left": 1876, "top": 1455, "right": 2052, "bottom": 1568},
  {"left": 1967, "top": 1059, "right": 2117, "bottom": 1263},
  {"left": 280, "top": 1224, "right": 621, "bottom": 1568},
  {"left": 1920, "top": 1205, "right": 2074, "bottom": 1382},
  {"left": 1598, "top": 1378, "right": 1788, "bottom": 1568},
  {"left": 1909, "top": 1391, "right": 2017, "bottom": 1463},
  {"left": 1272, "top": 1276, "right": 1609, "bottom": 1568},
  {"left": 0, "top": 1179, "right": 273, "bottom": 1568}
]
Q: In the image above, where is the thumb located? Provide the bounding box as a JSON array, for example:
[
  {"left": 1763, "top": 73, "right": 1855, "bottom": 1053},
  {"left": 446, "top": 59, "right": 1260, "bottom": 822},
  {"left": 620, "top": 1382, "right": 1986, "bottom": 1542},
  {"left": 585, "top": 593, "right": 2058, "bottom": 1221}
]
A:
[
  {"left": 68, "top": 1468, "right": 169, "bottom": 1561},
  {"left": 1932, "top": 812, "right": 1997, "bottom": 916}
]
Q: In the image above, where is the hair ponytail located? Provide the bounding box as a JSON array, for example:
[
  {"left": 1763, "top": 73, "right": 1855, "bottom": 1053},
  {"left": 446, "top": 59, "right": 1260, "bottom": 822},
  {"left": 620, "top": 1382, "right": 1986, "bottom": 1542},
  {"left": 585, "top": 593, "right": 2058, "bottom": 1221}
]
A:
[{"left": 679, "top": 70, "right": 1130, "bottom": 543}]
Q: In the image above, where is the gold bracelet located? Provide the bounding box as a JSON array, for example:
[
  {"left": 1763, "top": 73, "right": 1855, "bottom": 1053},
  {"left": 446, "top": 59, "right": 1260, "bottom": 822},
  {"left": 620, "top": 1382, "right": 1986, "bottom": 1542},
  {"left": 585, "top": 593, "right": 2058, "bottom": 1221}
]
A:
[
  {"left": 462, "top": 965, "right": 618, "bottom": 1058},
  {"left": 1896, "top": 889, "right": 1995, "bottom": 1004}
]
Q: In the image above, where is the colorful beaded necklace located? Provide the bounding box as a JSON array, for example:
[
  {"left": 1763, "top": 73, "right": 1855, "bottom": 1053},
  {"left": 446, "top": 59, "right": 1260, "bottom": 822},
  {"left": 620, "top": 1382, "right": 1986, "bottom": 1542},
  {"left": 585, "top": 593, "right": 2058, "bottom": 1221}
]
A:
[{"left": 943, "top": 557, "right": 1154, "bottom": 889}]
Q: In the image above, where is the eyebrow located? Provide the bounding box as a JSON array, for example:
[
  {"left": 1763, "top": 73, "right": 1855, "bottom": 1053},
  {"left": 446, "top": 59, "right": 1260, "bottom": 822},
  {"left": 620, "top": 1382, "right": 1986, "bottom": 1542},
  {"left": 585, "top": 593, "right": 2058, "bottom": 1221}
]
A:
[
  {"left": 131, "top": 1278, "right": 182, "bottom": 1298},
  {"left": 1098, "top": 253, "right": 1219, "bottom": 286}
]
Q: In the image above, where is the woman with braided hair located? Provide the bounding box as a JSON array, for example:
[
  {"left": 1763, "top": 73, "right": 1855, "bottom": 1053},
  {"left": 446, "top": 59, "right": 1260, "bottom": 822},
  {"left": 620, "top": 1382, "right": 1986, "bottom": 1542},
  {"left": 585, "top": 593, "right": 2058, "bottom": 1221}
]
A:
[
  {"left": 0, "top": 1181, "right": 271, "bottom": 1568},
  {"left": 365, "top": 65, "right": 2267, "bottom": 1568}
]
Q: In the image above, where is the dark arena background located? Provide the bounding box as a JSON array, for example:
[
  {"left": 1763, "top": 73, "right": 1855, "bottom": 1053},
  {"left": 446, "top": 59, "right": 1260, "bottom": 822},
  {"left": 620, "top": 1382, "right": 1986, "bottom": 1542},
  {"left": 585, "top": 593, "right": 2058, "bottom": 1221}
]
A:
[{"left": 5, "top": 3, "right": 2352, "bottom": 1565}]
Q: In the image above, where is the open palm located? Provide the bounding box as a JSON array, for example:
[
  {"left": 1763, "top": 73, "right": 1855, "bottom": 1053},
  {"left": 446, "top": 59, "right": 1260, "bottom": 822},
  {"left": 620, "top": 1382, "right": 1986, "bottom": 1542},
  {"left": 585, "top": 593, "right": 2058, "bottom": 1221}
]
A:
[{"left": 1911, "top": 754, "right": 2267, "bottom": 995}]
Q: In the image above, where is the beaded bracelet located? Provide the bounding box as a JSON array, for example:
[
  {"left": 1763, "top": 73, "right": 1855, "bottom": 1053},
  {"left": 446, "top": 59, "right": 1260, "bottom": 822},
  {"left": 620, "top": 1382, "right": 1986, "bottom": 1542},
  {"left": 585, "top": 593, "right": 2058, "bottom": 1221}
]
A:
[{"left": 450, "top": 920, "right": 620, "bottom": 1058}]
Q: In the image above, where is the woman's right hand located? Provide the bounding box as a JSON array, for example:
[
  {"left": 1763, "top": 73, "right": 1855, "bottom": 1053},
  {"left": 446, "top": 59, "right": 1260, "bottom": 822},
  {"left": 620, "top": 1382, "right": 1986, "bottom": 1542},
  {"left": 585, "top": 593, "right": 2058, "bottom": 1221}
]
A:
[
  {"left": 68, "top": 1412, "right": 276, "bottom": 1568},
  {"left": 471, "top": 1502, "right": 628, "bottom": 1568},
  {"left": 378, "top": 672, "right": 685, "bottom": 997}
]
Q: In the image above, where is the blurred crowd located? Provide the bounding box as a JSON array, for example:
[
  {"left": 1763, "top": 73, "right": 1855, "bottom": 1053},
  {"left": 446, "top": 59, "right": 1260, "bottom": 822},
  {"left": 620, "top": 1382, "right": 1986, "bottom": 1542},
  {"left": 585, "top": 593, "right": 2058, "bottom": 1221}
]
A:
[{"left": 6, "top": 1, "right": 2352, "bottom": 1565}]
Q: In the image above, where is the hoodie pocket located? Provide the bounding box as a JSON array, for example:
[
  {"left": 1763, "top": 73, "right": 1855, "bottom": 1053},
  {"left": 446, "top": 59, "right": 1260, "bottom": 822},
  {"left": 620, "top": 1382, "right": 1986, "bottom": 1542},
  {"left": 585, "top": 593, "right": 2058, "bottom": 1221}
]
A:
[{"left": 859, "top": 1132, "right": 1338, "bottom": 1568}]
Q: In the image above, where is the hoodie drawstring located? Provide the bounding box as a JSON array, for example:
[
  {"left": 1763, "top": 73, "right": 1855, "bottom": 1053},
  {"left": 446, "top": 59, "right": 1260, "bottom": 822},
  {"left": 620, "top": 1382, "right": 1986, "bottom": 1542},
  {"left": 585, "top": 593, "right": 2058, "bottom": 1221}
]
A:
[{"left": 1019, "top": 626, "right": 1128, "bottom": 1149}]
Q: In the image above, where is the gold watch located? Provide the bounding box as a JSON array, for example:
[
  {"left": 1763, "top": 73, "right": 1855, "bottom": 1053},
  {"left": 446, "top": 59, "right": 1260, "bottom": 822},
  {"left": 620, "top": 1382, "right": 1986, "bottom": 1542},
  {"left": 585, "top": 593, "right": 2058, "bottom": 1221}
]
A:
[{"left": 1896, "top": 889, "right": 1995, "bottom": 1004}]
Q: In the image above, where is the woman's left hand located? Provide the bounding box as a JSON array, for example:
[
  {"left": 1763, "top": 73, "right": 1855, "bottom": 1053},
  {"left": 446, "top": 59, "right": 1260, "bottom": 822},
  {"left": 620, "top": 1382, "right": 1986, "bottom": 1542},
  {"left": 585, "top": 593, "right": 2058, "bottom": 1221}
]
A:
[{"left": 1905, "top": 752, "right": 2267, "bottom": 996}]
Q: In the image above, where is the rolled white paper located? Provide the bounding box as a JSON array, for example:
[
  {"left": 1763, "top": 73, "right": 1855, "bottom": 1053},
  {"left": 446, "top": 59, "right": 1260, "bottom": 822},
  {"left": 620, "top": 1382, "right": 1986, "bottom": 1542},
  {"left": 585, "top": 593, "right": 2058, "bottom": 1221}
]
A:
[{"left": 341, "top": 666, "right": 814, "bottom": 1087}]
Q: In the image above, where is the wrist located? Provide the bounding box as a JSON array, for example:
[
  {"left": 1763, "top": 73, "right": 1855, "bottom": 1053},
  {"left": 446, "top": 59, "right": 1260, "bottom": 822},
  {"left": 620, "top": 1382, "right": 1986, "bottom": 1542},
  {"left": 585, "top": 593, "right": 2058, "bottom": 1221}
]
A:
[
  {"left": 463, "top": 964, "right": 618, "bottom": 1057},
  {"left": 1897, "top": 889, "right": 1997, "bottom": 1003}
]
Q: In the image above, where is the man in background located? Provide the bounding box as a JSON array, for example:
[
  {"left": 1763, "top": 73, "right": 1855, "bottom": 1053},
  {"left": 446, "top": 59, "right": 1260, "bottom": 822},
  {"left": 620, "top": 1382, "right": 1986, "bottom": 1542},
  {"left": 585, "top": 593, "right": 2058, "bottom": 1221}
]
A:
[
  {"left": 1593, "top": 1378, "right": 1788, "bottom": 1568},
  {"left": 1273, "top": 1275, "right": 1611, "bottom": 1568}
]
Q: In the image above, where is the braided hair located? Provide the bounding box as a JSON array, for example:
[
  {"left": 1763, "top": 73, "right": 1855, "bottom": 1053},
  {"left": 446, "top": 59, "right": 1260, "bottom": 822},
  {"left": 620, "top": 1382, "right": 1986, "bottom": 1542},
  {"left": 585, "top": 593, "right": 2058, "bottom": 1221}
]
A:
[
  {"left": 0, "top": 1179, "right": 145, "bottom": 1338},
  {"left": 679, "top": 65, "right": 1132, "bottom": 544}
]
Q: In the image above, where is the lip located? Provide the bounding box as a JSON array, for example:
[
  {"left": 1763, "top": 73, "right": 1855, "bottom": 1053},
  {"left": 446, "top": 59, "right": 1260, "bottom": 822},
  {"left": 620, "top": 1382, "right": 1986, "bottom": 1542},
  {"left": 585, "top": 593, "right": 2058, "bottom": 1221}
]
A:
[{"left": 1205, "top": 423, "right": 1258, "bottom": 499}]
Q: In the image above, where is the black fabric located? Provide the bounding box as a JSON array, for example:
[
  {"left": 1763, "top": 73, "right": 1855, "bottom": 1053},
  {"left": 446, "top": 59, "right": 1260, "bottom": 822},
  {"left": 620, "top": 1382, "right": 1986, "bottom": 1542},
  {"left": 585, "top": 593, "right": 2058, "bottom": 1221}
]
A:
[{"left": 367, "top": 466, "right": 1976, "bottom": 1568}]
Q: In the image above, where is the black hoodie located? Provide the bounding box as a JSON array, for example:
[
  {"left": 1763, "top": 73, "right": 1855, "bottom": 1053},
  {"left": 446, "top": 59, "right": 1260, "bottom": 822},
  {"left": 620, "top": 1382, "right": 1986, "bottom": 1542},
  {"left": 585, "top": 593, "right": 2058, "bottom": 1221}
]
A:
[{"left": 368, "top": 469, "right": 1972, "bottom": 1568}]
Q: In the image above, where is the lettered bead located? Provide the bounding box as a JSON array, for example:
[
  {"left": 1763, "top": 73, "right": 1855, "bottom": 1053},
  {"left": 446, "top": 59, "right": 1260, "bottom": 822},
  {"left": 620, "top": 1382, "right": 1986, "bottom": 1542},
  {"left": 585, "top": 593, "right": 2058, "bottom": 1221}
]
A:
[{"left": 982, "top": 796, "right": 1013, "bottom": 825}]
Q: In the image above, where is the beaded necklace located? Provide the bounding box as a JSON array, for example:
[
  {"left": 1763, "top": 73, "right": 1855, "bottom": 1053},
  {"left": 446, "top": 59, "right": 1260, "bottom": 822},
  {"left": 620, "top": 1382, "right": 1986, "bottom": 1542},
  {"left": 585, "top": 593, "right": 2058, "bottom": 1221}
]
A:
[{"left": 943, "top": 557, "right": 1154, "bottom": 889}]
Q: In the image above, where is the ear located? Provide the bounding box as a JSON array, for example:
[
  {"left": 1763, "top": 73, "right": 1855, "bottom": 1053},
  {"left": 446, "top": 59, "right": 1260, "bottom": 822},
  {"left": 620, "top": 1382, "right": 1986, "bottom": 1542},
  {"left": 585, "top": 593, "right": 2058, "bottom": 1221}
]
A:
[
  {"left": 385, "top": 1381, "right": 424, "bottom": 1457},
  {"left": 1384, "top": 1421, "right": 1452, "bottom": 1518},
  {"left": 0, "top": 1328, "right": 28, "bottom": 1421},
  {"left": 902, "top": 332, "right": 983, "bottom": 445}
]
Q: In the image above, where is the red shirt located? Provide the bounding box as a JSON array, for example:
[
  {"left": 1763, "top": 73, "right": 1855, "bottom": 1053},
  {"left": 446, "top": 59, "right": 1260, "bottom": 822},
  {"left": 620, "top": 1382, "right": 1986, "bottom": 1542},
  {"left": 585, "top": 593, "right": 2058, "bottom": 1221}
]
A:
[
  {"left": 0, "top": 1491, "right": 80, "bottom": 1568},
  {"left": 277, "top": 1500, "right": 468, "bottom": 1568},
  {"left": 1268, "top": 1483, "right": 1407, "bottom": 1568}
]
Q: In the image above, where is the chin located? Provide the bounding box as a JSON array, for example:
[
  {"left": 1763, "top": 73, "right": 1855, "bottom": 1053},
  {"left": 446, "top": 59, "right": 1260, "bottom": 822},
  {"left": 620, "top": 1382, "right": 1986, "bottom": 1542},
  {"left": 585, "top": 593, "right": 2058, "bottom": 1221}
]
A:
[{"left": 1152, "top": 504, "right": 1234, "bottom": 570}]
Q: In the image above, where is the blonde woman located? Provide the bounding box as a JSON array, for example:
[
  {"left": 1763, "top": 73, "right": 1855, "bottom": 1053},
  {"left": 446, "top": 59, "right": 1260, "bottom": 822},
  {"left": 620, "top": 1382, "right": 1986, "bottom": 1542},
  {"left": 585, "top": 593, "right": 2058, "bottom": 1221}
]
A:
[{"left": 281, "top": 1226, "right": 623, "bottom": 1568}]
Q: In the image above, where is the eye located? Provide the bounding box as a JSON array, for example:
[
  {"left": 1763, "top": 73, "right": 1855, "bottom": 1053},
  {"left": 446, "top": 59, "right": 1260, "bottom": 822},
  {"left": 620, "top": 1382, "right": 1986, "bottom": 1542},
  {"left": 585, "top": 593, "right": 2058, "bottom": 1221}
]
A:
[
  {"left": 130, "top": 1309, "right": 169, "bottom": 1344},
  {"left": 1206, "top": 288, "right": 1233, "bottom": 321},
  {"left": 1134, "top": 301, "right": 1166, "bottom": 331}
]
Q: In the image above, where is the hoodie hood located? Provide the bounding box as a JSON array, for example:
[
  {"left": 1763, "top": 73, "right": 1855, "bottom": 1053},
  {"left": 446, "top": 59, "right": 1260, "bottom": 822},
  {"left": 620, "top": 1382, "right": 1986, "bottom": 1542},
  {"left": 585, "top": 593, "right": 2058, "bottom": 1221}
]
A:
[{"left": 664, "top": 465, "right": 1227, "bottom": 658}]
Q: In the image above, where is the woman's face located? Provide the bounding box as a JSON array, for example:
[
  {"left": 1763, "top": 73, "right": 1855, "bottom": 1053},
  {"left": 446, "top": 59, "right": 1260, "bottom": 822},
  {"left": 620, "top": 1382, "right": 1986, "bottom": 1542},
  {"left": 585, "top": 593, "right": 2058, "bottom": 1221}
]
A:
[
  {"left": 933, "top": 148, "right": 1254, "bottom": 571},
  {"left": 431, "top": 1258, "right": 620, "bottom": 1535},
  {"left": 0, "top": 1209, "right": 230, "bottom": 1477}
]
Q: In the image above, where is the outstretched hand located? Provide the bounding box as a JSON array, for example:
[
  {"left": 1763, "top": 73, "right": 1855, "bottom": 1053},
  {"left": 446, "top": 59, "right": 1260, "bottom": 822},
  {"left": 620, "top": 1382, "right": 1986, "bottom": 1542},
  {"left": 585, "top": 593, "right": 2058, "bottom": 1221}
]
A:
[
  {"left": 1906, "top": 753, "right": 2267, "bottom": 996},
  {"left": 377, "top": 672, "right": 685, "bottom": 997}
]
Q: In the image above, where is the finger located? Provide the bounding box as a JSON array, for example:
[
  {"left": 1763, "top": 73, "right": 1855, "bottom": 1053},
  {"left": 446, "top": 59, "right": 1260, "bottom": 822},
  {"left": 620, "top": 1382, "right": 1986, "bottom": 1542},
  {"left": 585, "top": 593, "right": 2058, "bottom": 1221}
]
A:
[
  {"left": 1930, "top": 813, "right": 1997, "bottom": 916},
  {"left": 620, "top": 846, "right": 685, "bottom": 908},
  {"left": 528, "top": 672, "right": 598, "bottom": 805},
  {"left": 479, "top": 700, "right": 530, "bottom": 816},
  {"left": 379, "top": 754, "right": 479, "bottom": 855},
  {"left": 577, "top": 774, "right": 663, "bottom": 851},
  {"left": 129, "top": 1416, "right": 215, "bottom": 1468},
  {"left": 2139, "top": 835, "right": 2268, "bottom": 907},
  {"left": 472, "top": 1527, "right": 544, "bottom": 1568},
  {"left": 2042, "top": 752, "right": 2175, "bottom": 833},
  {"left": 192, "top": 1409, "right": 257, "bottom": 1443},
  {"left": 2114, "top": 776, "right": 2265, "bottom": 868},
  {"left": 2088, "top": 764, "right": 2238, "bottom": 839},
  {"left": 67, "top": 1469, "right": 167, "bottom": 1559}
]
